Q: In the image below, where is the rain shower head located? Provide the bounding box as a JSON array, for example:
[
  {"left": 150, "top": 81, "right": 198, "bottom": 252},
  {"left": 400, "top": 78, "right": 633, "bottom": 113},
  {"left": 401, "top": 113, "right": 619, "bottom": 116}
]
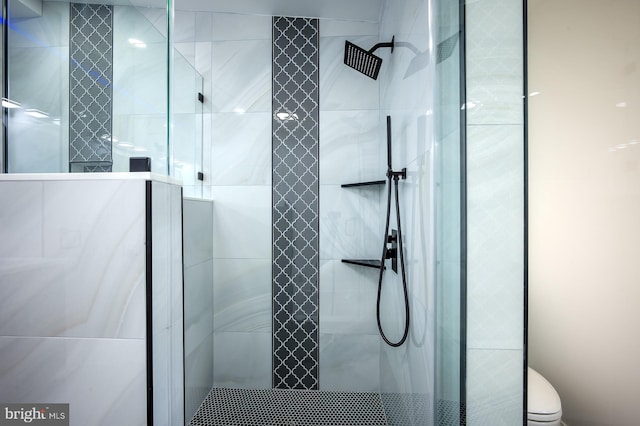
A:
[{"left": 344, "top": 36, "right": 395, "bottom": 80}]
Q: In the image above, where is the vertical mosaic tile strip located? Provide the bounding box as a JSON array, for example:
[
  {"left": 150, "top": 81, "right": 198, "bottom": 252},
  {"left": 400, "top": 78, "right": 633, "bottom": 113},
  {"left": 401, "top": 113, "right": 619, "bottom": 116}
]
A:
[
  {"left": 272, "top": 17, "right": 320, "bottom": 390},
  {"left": 69, "top": 3, "right": 113, "bottom": 172}
]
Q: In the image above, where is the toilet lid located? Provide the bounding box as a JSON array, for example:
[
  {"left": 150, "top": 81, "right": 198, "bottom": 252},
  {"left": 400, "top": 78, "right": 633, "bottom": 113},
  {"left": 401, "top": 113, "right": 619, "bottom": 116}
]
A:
[{"left": 528, "top": 367, "right": 562, "bottom": 422}]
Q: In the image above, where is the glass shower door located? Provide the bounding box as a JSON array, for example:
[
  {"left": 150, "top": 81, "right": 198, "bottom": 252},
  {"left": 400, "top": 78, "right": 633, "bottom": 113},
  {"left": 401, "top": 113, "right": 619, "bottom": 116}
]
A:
[{"left": 170, "top": 49, "right": 204, "bottom": 198}]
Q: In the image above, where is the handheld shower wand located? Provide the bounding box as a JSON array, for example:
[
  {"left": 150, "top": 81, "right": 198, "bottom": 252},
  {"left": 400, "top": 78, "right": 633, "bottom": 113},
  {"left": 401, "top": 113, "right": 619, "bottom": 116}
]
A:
[{"left": 377, "top": 116, "right": 410, "bottom": 347}]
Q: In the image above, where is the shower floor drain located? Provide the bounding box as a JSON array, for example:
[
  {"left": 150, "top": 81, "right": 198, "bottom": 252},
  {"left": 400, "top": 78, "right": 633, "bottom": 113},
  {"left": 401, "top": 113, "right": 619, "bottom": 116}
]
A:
[{"left": 188, "top": 387, "right": 388, "bottom": 426}]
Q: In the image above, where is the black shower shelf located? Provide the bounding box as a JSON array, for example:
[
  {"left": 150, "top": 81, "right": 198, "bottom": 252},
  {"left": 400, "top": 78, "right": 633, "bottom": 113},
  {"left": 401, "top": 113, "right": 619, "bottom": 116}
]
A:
[
  {"left": 340, "top": 180, "right": 385, "bottom": 188},
  {"left": 341, "top": 259, "right": 385, "bottom": 269}
]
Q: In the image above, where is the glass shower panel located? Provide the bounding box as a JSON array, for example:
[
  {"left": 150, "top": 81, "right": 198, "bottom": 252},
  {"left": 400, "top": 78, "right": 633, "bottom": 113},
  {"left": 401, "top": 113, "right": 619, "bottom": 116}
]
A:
[
  {"left": 3, "top": 0, "right": 169, "bottom": 174},
  {"left": 6, "top": 0, "right": 70, "bottom": 172},
  {"left": 112, "top": 4, "right": 170, "bottom": 174},
  {"left": 170, "top": 49, "right": 204, "bottom": 198},
  {"left": 434, "top": 0, "right": 464, "bottom": 424}
]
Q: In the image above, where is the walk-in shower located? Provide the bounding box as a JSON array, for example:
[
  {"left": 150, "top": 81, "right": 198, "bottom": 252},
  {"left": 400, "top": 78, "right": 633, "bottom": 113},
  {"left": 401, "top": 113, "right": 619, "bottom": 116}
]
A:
[{"left": 0, "top": 0, "right": 469, "bottom": 424}]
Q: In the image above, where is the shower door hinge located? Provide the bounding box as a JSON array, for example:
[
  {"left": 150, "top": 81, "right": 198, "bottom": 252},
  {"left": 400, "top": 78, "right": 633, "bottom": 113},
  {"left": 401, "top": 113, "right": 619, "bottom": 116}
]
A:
[
  {"left": 197, "top": 92, "right": 204, "bottom": 103},
  {"left": 197, "top": 172, "right": 204, "bottom": 181}
]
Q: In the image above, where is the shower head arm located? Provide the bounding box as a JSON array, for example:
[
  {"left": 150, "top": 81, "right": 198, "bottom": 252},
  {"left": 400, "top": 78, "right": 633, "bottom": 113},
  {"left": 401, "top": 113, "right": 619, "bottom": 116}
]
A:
[{"left": 369, "top": 36, "right": 395, "bottom": 54}]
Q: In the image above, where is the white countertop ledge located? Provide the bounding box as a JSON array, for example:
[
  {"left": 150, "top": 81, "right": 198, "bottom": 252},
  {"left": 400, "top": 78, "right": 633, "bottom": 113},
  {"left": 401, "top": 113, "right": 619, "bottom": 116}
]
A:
[{"left": 0, "top": 172, "right": 182, "bottom": 185}]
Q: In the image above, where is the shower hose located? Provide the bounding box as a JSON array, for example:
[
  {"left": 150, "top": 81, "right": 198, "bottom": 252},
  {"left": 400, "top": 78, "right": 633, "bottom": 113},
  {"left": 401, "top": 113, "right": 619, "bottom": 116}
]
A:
[{"left": 376, "top": 168, "right": 410, "bottom": 347}]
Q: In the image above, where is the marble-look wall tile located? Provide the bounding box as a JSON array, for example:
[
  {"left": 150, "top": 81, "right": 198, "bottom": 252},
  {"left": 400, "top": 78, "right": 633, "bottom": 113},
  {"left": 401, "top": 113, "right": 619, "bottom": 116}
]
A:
[
  {"left": 151, "top": 181, "right": 172, "bottom": 330},
  {"left": 211, "top": 186, "right": 271, "bottom": 259},
  {"left": 213, "top": 331, "right": 271, "bottom": 389},
  {"left": 213, "top": 258, "right": 271, "bottom": 333},
  {"left": 0, "top": 336, "right": 147, "bottom": 425},
  {"left": 320, "top": 184, "right": 381, "bottom": 261},
  {"left": 319, "top": 260, "right": 378, "bottom": 335},
  {"left": 0, "top": 181, "right": 44, "bottom": 257},
  {"left": 0, "top": 180, "right": 147, "bottom": 339},
  {"left": 185, "top": 333, "right": 213, "bottom": 422},
  {"left": 183, "top": 198, "right": 214, "bottom": 268},
  {"left": 211, "top": 13, "right": 271, "bottom": 41},
  {"left": 184, "top": 260, "right": 214, "bottom": 352},
  {"left": 195, "top": 42, "right": 213, "bottom": 113},
  {"left": 150, "top": 182, "right": 184, "bottom": 426},
  {"left": 319, "top": 19, "right": 379, "bottom": 37},
  {"left": 320, "top": 35, "right": 380, "bottom": 111},
  {"left": 211, "top": 39, "right": 272, "bottom": 113},
  {"left": 211, "top": 112, "right": 272, "bottom": 185},
  {"left": 173, "top": 10, "right": 196, "bottom": 43},
  {"left": 319, "top": 110, "right": 382, "bottom": 184},
  {"left": 466, "top": 349, "right": 523, "bottom": 426},
  {"left": 319, "top": 333, "right": 380, "bottom": 392},
  {"left": 152, "top": 327, "right": 171, "bottom": 425}
]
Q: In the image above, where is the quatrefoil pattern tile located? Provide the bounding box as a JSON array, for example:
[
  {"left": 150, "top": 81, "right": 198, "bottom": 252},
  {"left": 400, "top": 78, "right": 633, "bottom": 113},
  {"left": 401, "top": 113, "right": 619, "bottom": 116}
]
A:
[
  {"left": 69, "top": 3, "right": 113, "bottom": 171},
  {"left": 272, "top": 17, "right": 320, "bottom": 390}
]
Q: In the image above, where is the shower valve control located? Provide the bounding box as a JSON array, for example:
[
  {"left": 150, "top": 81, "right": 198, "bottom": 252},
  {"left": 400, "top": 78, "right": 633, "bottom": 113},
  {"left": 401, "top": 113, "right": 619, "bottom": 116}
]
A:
[{"left": 385, "top": 229, "right": 399, "bottom": 273}]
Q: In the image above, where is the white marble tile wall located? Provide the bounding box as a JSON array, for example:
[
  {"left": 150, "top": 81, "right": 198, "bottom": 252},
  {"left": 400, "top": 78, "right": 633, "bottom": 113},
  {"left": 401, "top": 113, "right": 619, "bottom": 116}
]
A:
[
  {"left": 7, "top": 2, "right": 69, "bottom": 173},
  {"left": 465, "top": 0, "right": 525, "bottom": 423},
  {"left": 0, "top": 336, "right": 147, "bottom": 425},
  {"left": 210, "top": 112, "right": 272, "bottom": 185},
  {"left": 320, "top": 35, "right": 379, "bottom": 111},
  {"left": 0, "top": 177, "right": 185, "bottom": 426},
  {"left": 175, "top": 11, "right": 273, "bottom": 388},
  {"left": 211, "top": 186, "right": 271, "bottom": 259},
  {"left": 150, "top": 181, "right": 185, "bottom": 426},
  {"left": 318, "top": 17, "right": 383, "bottom": 392},
  {"left": 319, "top": 260, "right": 379, "bottom": 336},
  {"left": 213, "top": 331, "right": 272, "bottom": 389},
  {"left": 212, "top": 258, "right": 271, "bottom": 333},
  {"left": 0, "top": 180, "right": 146, "bottom": 338},
  {"left": 319, "top": 333, "right": 380, "bottom": 392},
  {"left": 376, "top": 0, "right": 438, "bottom": 422},
  {"left": 183, "top": 198, "right": 213, "bottom": 421}
]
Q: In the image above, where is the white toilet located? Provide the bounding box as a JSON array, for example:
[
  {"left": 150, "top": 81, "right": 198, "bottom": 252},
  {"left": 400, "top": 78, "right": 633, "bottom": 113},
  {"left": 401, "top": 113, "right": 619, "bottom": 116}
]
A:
[{"left": 528, "top": 367, "right": 563, "bottom": 426}]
